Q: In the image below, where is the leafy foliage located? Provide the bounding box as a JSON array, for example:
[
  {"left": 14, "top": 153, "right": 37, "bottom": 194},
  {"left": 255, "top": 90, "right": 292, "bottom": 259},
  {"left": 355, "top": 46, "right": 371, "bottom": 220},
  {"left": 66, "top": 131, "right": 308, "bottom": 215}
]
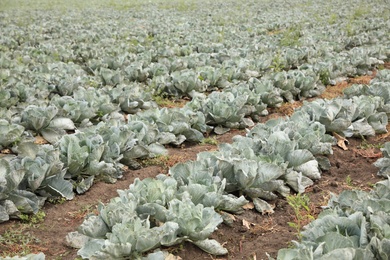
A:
[
  {"left": 273, "top": 178, "right": 390, "bottom": 260},
  {"left": 67, "top": 176, "right": 228, "bottom": 258},
  {"left": 1, "top": 0, "right": 390, "bottom": 258}
]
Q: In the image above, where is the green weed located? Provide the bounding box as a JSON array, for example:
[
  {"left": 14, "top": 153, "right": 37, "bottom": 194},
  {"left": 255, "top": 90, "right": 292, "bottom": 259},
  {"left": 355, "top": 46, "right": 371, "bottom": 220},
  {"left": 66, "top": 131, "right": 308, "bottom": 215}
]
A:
[
  {"left": 358, "top": 135, "right": 383, "bottom": 150},
  {"left": 319, "top": 69, "right": 331, "bottom": 86},
  {"left": 141, "top": 155, "right": 171, "bottom": 168},
  {"left": 20, "top": 210, "right": 46, "bottom": 225},
  {"left": 351, "top": 6, "right": 370, "bottom": 20},
  {"left": 47, "top": 197, "right": 67, "bottom": 205},
  {"left": 0, "top": 225, "right": 42, "bottom": 257},
  {"left": 345, "top": 22, "right": 356, "bottom": 37},
  {"left": 280, "top": 26, "right": 302, "bottom": 47},
  {"left": 328, "top": 13, "right": 338, "bottom": 25},
  {"left": 287, "top": 193, "right": 315, "bottom": 240},
  {"left": 201, "top": 137, "right": 218, "bottom": 146},
  {"left": 68, "top": 204, "right": 97, "bottom": 221},
  {"left": 346, "top": 175, "right": 353, "bottom": 187},
  {"left": 270, "top": 52, "right": 285, "bottom": 72},
  {"left": 153, "top": 95, "right": 185, "bottom": 108}
]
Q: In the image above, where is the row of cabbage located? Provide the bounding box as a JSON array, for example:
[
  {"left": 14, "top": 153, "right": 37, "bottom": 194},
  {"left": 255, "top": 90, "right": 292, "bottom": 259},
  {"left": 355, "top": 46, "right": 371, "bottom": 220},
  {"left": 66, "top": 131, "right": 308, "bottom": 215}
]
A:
[
  {"left": 1, "top": 0, "right": 389, "bottom": 96},
  {"left": 272, "top": 177, "right": 390, "bottom": 260},
  {"left": 1, "top": 69, "right": 389, "bottom": 223},
  {"left": 1, "top": 0, "right": 389, "bottom": 112},
  {"left": 270, "top": 140, "right": 390, "bottom": 259},
  {"left": 9, "top": 144, "right": 390, "bottom": 260},
  {"left": 61, "top": 70, "right": 390, "bottom": 259},
  {"left": 0, "top": 0, "right": 390, "bottom": 256},
  {"left": 1, "top": 1, "right": 389, "bottom": 223}
]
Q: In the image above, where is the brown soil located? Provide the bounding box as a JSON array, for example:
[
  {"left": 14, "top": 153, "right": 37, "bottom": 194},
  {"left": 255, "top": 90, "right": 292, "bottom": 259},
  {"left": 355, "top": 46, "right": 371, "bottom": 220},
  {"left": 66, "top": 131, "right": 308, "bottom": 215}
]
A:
[{"left": 1, "top": 73, "right": 389, "bottom": 259}]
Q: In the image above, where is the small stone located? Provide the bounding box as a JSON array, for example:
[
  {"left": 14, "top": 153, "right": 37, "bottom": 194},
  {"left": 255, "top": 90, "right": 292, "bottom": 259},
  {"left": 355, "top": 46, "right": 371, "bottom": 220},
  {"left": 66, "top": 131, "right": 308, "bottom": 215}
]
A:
[
  {"left": 335, "top": 161, "right": 341, "bottom": 168},
  {"left": 238, "top": 226, "right": 248, "bottom": 233}
]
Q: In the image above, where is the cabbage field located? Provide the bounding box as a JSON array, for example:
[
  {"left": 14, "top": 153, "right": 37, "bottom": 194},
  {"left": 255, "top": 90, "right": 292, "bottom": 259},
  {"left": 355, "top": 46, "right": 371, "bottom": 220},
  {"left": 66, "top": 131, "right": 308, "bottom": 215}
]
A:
[{"left": 1, "top": 0, "right": 390, "bottom": 259}]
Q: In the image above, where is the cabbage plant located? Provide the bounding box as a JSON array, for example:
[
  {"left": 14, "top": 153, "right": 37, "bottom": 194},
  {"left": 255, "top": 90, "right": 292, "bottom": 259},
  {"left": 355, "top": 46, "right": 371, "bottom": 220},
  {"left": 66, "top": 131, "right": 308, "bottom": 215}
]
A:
[
  {"left": 17, "top": 143, "right": 74, "bottom": 200},
  {"left": 67, "top": 176, "right": 228, "bottom": 258},
  {"left": 0, "top": 119, "right": 24, "bottom": 149},
  {"left": 195, "top": 91, "right": 254, "bottom": 134},
  {"left": 170, "top": 161, "right": 248, "bottom": 213},
  {"left": 297, "top": 96, "right": 388, "bottom": 137},
  {"left": 58, "top": 133, "right": 121, "bottom": 194},
  {"left": 0, "top": 157, "right": 41, "bottom": 222},
  {"left": 273, "top": 178, "right": 390, "bottom": 260},
  {"left": 20, "top": 105, "right": 76, "bottom": 144},
  {"left": 50, "top": 96, "right": 96, "bottom": 125},
  {"left": 1, "top": 253, "right": 46, "bottom": 260},
  {"left": 129, "top": 107, "right": 206, "bottom": 145},
  {"left": 374, "top": 142, "right": 390, "bottom": 177}
]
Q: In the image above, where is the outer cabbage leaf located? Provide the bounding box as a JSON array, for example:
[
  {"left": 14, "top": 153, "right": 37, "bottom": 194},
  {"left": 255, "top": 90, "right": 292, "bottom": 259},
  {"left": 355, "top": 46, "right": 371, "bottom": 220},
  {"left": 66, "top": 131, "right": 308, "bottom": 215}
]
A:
[
  {"left": 21, "top": 105, "right": 58, "bottom": 132},
  {"left": 2, "top": 253, "right": 46, "bottom": 260},
  {"left": 166, "top": 196, "right": 222, "bottom": 242},
  {"left": 0, "top": 120, "right": 24, "bottom": 149}
]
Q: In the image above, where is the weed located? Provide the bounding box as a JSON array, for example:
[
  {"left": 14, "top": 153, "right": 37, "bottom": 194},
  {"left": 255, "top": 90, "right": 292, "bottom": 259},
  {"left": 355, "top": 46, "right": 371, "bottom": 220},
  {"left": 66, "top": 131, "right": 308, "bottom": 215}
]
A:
[
  {"left": 319, "top": 69, "right": 331, "bottom": 86},
  {"left": 286, "top": 193, "right": 314, "bottom": 240},
  {"left": 176, "top": 0, "right": 196, "bottom": 12},
  {"left": 167, "top": 243, "right": 184, "bottom": 255},
  {"left": 97, "top": 110, "right": 106, "bottom": 117},
  {"left": 158, "top": 0, "right": 196, "bottom": 12},
  {"left": 328, "top": 13, "right": 338, "bottom": 25},
  {"left": 48, "top": 197, "right": 67, "bottom": 205},
  {"left": 270, "top": 52, "right": 285, "bottom": 72},
  {"left": 201, "top": 137, "right": 218, "bottom": 146},
  {"left": 280, "top": 26, "right": 301, "bottom": 47},
  {"left": 141, "top": 154, "right": 186, "bottom": 171},
  {"left": 358, "top": 135, "right": 383, "bottom": 150},
  {"left": 217, "top": 30, "right": 226, "bottom": 42},
  {"left": 141, "top": 155, "right": 171, "bottom": 168},
  {"left": 345, "top": 22, "right": 356, "bottom": 37},
  {"left": 153, "top": 95, "right": 185, "bottom": 108},
  {"left": 0, "top": 225, "right": 44, "bottom": 257},
  {"left": 351, "top": 6, "right": 369, "bottom": 20},
  {"left": 20, "top": 210, "right": 46, "bottom": 225},
  {"left": 68, "top": 204, "right": 97, "bottom": 221},
  {"left": 88, "top": 80, "right": 99, "bottom": 88},
  {"left": 346, "top": 175, "right": 353, "bottom": 187},
  {"left": 9, "top": 137, "right": 22, "bottom": 147}
]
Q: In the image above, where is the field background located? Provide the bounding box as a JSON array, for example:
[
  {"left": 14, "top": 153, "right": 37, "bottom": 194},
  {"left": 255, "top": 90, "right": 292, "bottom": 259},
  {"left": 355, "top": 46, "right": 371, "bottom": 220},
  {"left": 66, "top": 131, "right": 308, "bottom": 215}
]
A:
[{"left": 0, "top": 0, "right": 390, "bottom": 259}]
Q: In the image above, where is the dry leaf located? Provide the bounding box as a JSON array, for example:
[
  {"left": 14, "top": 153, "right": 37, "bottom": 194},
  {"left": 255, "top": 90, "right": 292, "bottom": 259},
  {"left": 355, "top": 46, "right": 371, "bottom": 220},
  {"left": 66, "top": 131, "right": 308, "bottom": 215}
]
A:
[
  {"left": 166, "top": 254, "right": 182, "bottom": 260},
  {"left": 242, "top": 202, "right": 255, "bottom": 210},
  {"left": 333, "top": 132, "right": 348, "bottom": 150},
  {"left": 353, "top": 148, "right": 382, "bottom": 158},
  {"left": 219, "top": 211, "right": 236, "bottom": 227},
  {"left": 0, "top": 149, "right": 12, "bottom": 154},
  {"left": 242, "top": 219, "right": 251, "bottom": 230},
  {"left": 34, "top": 135, "right": 49, "bottom": 145},
  {"left": 224, "top": 212, "right": 236, "bottom": 222}
]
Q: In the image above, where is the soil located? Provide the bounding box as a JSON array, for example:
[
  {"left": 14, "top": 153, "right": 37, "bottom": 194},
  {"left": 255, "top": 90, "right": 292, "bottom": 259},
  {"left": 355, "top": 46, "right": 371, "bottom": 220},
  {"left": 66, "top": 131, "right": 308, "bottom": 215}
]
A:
[{"left": 1, "top": 73, "right": 389, "bottom": 260}]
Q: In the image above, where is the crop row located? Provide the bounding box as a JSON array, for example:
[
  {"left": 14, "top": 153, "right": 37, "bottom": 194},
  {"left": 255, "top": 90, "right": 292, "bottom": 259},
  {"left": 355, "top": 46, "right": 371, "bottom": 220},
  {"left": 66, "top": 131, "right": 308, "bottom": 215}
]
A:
[
  {"left": 0, "top": 0, "right": 389, "bottom": 258},
  {"left": 1, "top": 0, "right": 389, "bottom": 224},
  {"left": 60, "top": 69, "right": 390, "bottom": 259}
]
